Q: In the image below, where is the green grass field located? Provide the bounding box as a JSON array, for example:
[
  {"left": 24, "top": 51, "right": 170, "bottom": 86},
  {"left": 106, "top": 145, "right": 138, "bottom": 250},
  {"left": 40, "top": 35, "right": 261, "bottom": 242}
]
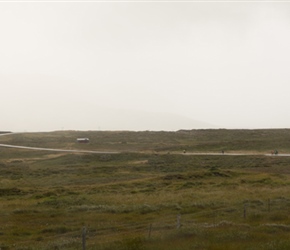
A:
[{"left": 1, "top": 129, "right": 290, "bottom": 249}]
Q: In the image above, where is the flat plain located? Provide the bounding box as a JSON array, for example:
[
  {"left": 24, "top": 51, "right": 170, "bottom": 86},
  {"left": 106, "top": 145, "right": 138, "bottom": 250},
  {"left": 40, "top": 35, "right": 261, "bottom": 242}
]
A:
[{"left": 1, "top": 129, "right": 290, "bottom": 249}]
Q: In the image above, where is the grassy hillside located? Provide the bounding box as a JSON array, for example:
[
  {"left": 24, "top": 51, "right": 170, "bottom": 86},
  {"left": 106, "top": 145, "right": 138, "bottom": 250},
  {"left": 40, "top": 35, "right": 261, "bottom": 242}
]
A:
[
  {"left": 1, "top": 129, "right": 290, "bottom": 249},
  {"left": 1, "top": 129, "right": 290, "bottom": 153}
]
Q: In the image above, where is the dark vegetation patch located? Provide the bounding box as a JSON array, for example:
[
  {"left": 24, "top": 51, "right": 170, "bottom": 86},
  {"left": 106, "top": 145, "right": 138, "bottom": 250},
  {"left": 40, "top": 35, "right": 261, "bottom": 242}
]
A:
[{"left": 0, "top": 188, "right": 25, "bottom": 196}]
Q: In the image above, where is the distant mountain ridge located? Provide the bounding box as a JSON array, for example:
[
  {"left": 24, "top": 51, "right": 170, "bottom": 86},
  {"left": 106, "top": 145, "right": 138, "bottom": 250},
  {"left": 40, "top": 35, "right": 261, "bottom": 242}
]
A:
[{"left": 67, "top": 108, "right": 217, "bottom": 132}]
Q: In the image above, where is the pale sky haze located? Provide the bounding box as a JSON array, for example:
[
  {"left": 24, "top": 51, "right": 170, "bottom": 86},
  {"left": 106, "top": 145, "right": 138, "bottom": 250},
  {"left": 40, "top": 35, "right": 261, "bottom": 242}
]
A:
[{"left": 1, "top": 1, "right": 290, "bottom": 131}]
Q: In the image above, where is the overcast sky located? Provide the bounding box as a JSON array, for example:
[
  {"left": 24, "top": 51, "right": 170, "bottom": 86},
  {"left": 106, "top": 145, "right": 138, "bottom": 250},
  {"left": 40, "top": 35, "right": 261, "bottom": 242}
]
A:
[{"left": 1, "top": 1, "right": 290, "bottom": 132}]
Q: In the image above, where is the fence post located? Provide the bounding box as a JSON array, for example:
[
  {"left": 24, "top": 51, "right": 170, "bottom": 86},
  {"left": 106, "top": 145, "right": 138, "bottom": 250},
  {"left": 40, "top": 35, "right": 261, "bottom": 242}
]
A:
[
  {"left": 213, "top": 211, "right": 217, "bottom": 226},
  {"left": 268, "top": 199, "right": 271, "bottom": 212},
  {"left": 82, "top": 226, "right": 86, "bottom": 250},
  {"left": 177, "top": 214, "right": 181, "bottom": 229},
  {"left": 243, "top": 204, "right": 247, "bottom": 219}
]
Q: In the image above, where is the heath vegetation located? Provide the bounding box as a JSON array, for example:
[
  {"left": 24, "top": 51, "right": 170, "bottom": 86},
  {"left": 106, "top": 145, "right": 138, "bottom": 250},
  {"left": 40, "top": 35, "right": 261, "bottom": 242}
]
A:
[{"left": 1, "top": 129, "right": 290, "bottom": 249}]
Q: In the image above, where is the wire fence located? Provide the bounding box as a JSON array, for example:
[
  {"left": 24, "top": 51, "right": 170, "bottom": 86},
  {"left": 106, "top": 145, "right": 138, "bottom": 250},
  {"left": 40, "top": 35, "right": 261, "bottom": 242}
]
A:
[
  {"left": 2, "top": 152, "right": 290, "bottom": 249},
  {"left": 37, "top": 196, "right": 290, "bottom": 249}
]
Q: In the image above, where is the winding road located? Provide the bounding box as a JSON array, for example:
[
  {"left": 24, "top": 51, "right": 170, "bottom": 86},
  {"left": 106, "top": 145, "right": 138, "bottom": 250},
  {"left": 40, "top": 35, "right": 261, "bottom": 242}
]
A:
[
  {"left": 1, "top": 132, "right": 290, "bottom": 156},
  {"left": 0, "top": 143, "right": 119, "bottom": 154},
  {"left": 0, "top": 132, "right": 119, "bottom": 154}
]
